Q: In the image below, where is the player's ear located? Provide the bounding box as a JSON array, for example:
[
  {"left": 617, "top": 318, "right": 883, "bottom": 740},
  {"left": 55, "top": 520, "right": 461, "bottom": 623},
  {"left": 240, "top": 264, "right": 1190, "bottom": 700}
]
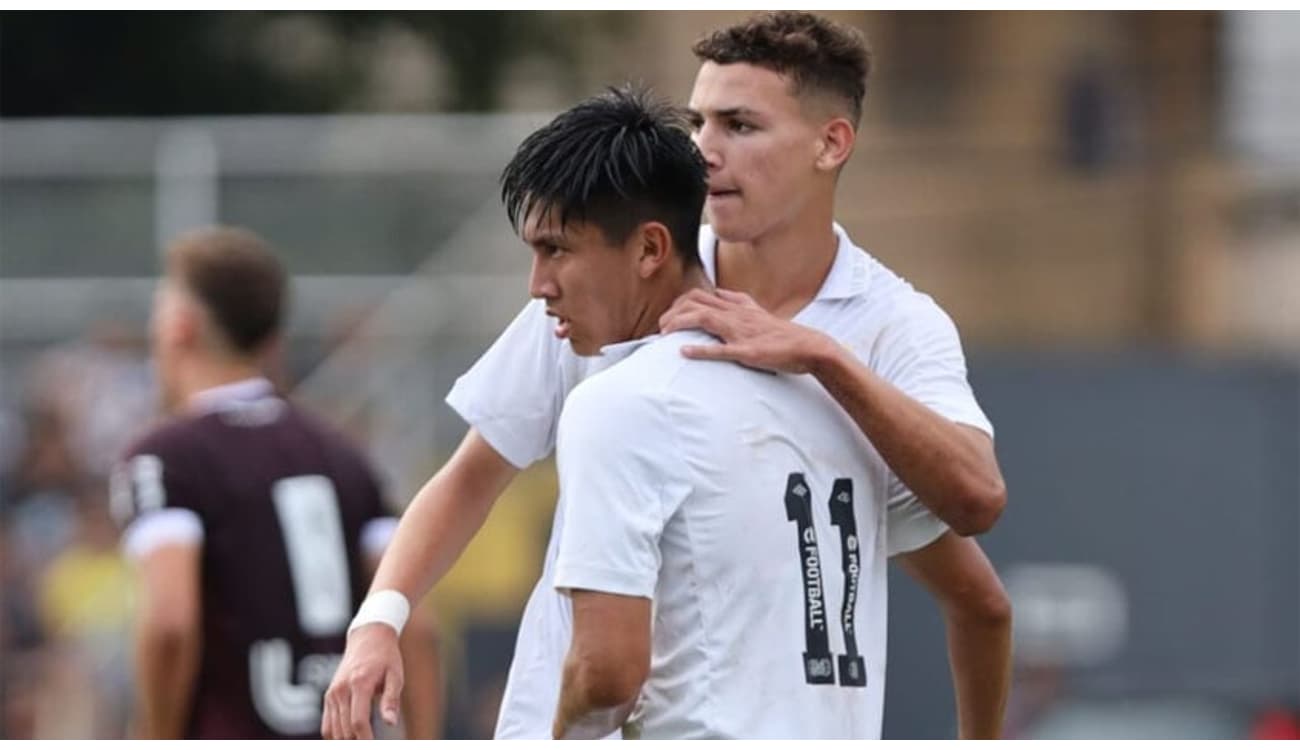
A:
[
  {"left": 635, "top": 222, "right": 673, "bottom": 279},
  {"left": 154, "top": 283, "right": 192, "bottom": 350},
  {"left": 815, "top": 116, "right": 855, "bottom": 173},
  {"left": 173, "top": 296, "right": 205, "bottom": 349}
]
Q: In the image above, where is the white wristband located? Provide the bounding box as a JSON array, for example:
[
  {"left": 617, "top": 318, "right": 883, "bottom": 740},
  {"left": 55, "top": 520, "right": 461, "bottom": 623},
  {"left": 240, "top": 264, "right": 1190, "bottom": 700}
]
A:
[{"left": 348, "top": 590, "right": 411, "bottom": 637}]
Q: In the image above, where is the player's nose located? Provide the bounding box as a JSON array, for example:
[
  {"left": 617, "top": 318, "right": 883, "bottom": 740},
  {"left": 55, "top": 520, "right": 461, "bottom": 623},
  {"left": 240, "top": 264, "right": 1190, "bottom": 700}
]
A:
[
  {"left": 691, "top": 124, "right": 723, "bottom": 170},
  {"left": 528, "top": 256, "right": 558, "bottom": 300}
]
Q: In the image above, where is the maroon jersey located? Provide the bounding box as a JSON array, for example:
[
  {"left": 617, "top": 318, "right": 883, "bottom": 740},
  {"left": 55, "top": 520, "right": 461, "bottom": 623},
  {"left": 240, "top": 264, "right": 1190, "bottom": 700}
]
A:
[{"left": 112, "top": 384, "right": 392, "bottom": 739}]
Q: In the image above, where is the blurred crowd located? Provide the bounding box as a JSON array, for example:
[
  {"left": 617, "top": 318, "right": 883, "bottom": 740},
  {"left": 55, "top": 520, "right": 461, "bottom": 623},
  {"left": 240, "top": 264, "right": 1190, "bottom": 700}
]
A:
[{"left": 0, "top": 322, "right": 152, "bottom": 738}]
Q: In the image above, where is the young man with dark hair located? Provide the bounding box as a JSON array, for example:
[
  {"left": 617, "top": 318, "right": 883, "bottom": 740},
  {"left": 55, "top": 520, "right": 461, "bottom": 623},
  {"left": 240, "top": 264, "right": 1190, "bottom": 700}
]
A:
[
  {"left": 496, "top": 89, "right": 709, "bottom": 356},
  {"left": 327, "top": 11, "right": 1010, "bottom": 740},
  {"left": 500, "top": 91, "right": 708, "bottom": 277},
  {"left": 112, "top": 226, "right": 440, "bottom": 739}
]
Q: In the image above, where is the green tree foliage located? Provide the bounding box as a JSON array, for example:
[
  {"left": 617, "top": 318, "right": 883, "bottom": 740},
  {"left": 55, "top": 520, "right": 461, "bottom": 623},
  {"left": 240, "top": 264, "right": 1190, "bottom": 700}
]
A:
[{"left": 0, "top": 11, "right": 631, "bottom": 116}]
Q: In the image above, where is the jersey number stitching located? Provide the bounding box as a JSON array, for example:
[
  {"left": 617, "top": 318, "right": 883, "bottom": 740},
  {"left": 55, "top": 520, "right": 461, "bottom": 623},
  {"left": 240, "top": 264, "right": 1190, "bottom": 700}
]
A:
[
  {"left": 272, "top": 475, "right": 352, "bottom": 636},
  {"left": 784, "top": 472, "right": 866, "bottom": 688},
  {"left": 249, "top": 475, "right": 352, "bottom": 734}
]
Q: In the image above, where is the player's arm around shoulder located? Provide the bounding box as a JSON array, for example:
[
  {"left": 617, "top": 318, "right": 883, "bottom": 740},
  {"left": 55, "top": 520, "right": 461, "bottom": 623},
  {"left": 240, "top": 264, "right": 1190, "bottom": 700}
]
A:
[
  {"left": 809, "top": 300, "right": 1006, "bottom": 536},
  {"left": 874, "top": 295, "right": 1007, "bottom": 531}
]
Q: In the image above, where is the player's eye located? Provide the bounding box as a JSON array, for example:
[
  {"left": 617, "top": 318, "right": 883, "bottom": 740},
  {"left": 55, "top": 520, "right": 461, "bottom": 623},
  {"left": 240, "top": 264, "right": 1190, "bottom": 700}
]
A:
[{"left": 728, "top": 119, "right": 755, "bottom": 134}]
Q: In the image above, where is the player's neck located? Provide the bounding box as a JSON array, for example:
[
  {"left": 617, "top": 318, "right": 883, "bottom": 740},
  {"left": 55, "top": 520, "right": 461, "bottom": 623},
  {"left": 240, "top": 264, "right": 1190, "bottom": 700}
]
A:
[
  {"left": 630, "top": 264, "right": 711, "bottom": 342},
  {"left": 714, "top": 206, "right": 837, "bottom": 320},
  {"left": 177, "top": 356, "right": 267, "bottom": 407}
]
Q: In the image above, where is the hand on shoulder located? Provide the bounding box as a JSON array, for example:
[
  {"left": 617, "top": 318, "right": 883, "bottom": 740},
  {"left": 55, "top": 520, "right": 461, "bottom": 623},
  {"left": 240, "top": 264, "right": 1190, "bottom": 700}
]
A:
[{"left": 659, "top": 288, "right": 838, "bottom": 375}]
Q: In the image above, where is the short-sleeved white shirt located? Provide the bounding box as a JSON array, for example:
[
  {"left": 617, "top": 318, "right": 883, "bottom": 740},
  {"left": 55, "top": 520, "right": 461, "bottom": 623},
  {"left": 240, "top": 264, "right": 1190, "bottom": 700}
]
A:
[
  {"left": 554, "top": 328, "right": 891, "bottom": 738},
  {"left": 446, "top": 224, "right": 993, "bottom": 738}
]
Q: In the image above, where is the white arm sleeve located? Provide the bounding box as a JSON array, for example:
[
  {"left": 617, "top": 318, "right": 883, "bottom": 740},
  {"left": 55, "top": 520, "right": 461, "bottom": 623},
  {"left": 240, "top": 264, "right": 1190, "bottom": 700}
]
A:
[
  {"left": 885, "top": 476, "right": 948, "bottom": 557},
  {"left": 359, "top": 516, "right": 399, "bottom": 559},
  {"left": 551, "top": 380, "right": 688, "bottom": 599},
  {"left": 875, "top": 294, "right": 993, "bottom": 438},
  {"left": 445, "top": 299, "right": 570, "bottom": 469},
  {"left": 121, "top": 507, "right": 204, "bottom": 560},
  {"left": 874, "top": 295, "right": 992, "bottom": 556}
]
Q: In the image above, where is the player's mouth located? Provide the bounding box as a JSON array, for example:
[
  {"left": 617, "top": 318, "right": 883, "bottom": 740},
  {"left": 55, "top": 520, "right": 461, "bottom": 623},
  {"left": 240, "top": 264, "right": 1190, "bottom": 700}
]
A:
[
  {"left": 707, "top": 188, "right": 740, "bottom": 201},
  {"left": 547, "top": 309, "right": 572, "bottom": 339}
]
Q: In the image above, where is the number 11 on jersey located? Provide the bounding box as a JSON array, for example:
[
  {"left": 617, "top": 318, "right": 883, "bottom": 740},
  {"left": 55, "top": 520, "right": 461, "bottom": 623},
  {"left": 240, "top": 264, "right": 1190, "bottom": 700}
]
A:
[{"left": 784, "top": 473, "right": 867, "bottom": 688}]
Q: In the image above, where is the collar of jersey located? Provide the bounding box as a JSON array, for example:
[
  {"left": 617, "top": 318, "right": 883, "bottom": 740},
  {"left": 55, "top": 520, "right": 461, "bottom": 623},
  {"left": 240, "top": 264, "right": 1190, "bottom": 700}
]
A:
[
  {"left": 597, "top": 333, "right": 665, "bottom": 360},
  {"left": 188, "top": 376, "right": 276, "bottom": 414},
  {"left": 697, "top": 222, "right": 870, "bottom": 302}
]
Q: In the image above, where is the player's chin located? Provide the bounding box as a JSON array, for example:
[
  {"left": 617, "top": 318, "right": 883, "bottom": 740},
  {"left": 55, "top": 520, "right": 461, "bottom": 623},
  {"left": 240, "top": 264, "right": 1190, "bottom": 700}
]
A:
[
  {"left": 569, "top": 334, "right": 597, "bottom": 356},
  {"left": 705, "top": 210, "right": 760, "bottom": 244}
]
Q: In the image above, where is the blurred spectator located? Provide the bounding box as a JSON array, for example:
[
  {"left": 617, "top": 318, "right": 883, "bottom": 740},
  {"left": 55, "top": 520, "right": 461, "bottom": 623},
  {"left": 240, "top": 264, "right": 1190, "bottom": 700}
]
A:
[
  {"left": 3, "top": 405, "right": 81, "bottom": 584},
  {"left": 37, "top": 485, "right": 135, "bottom": 659},
  {"left": 0, "top": 407, "right": 24, "bottom": 489},
  {"left": 6, "top": 406, "right": 79, "bottom": 505},
  {"left": 0, "top": 321, "right": 153, "bottom": 740},
  {"left": 32, "top": 484, "right": 135, "bottom": 739},
  {"left": 21, "top": 320, "right": 155, "bottom": 481},
  {"left": 0, "top": 651, "right": 42, "bottom": 740},
  {"left": 1, "top": 529, "right": 46, "bottom": 739},
  {"left": 1061, "top": 52, "right": 1119, "bottom": 172}
]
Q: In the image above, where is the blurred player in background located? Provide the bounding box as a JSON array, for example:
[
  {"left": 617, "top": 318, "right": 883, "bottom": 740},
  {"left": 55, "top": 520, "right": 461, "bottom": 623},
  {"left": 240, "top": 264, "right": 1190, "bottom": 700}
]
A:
[
  {"left": 111, "top": 227, "right": 440, "bottom": 739},
  {"left": 327, "top": 11, "right": 1010, "bottom": 740}
]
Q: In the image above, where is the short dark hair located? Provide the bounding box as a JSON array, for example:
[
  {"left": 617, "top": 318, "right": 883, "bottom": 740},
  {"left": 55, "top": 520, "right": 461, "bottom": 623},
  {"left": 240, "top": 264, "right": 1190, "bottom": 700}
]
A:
[
  {"left": 500, "top": 85, "right": 707, "bottom": 267},
  {"left": 693, "top": 11, "right": 870, "bottom": 126},
  {"left": 166, "top": 226, "right": 287, "bottom": 355}
]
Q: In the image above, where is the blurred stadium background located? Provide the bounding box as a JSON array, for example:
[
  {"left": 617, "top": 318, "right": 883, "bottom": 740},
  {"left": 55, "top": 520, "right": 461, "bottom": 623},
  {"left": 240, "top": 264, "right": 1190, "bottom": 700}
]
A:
[{"left": 1, "top": 10, "right": 1298, "bottom": 739}]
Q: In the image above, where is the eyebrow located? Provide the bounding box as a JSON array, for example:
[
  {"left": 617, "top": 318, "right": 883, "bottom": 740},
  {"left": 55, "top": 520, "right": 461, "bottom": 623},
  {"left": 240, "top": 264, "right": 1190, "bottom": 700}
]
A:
[
  {"left": 688, "top": 106, "right": 760, "bottom": 120},
  {"left": 524, "top": 231, "right": 566, "bottom": 247}
]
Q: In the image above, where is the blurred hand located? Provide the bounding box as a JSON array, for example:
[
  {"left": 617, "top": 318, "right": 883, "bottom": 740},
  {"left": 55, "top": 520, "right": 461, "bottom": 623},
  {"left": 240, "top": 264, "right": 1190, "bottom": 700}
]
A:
[
  {"left": 659, "top": 288, "right": 836, "bottom": 374},
  {"left": 321, "top": 623, "right": 404, "bottom": 740}
]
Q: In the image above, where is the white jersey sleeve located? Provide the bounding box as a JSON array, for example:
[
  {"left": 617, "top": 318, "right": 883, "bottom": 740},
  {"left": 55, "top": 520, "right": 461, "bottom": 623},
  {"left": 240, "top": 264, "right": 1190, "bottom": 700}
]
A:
[
  {"left": 874, "top": 293, "right": 993, "bottom": 437},
  {"left": 874, "top": 293, "right": 993, "bottom": 556},
  {"left": 445, "top": 299, "right": 568, "bottom": 469},
  {"left": 884, "top": 476, "right": 948, "bottom": 556},
  {"left": 551, "top": 379, "right": 691, "bottom": 599}
]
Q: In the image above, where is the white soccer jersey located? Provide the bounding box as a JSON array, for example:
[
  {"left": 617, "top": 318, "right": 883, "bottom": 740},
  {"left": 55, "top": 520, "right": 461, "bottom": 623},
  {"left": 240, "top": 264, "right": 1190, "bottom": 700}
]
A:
[
  {"left": 555, "top": 328, "right": 892, "bottom": 738},
  {"left": 445, "top": 224, "right": 994, "bottom": 738}
]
